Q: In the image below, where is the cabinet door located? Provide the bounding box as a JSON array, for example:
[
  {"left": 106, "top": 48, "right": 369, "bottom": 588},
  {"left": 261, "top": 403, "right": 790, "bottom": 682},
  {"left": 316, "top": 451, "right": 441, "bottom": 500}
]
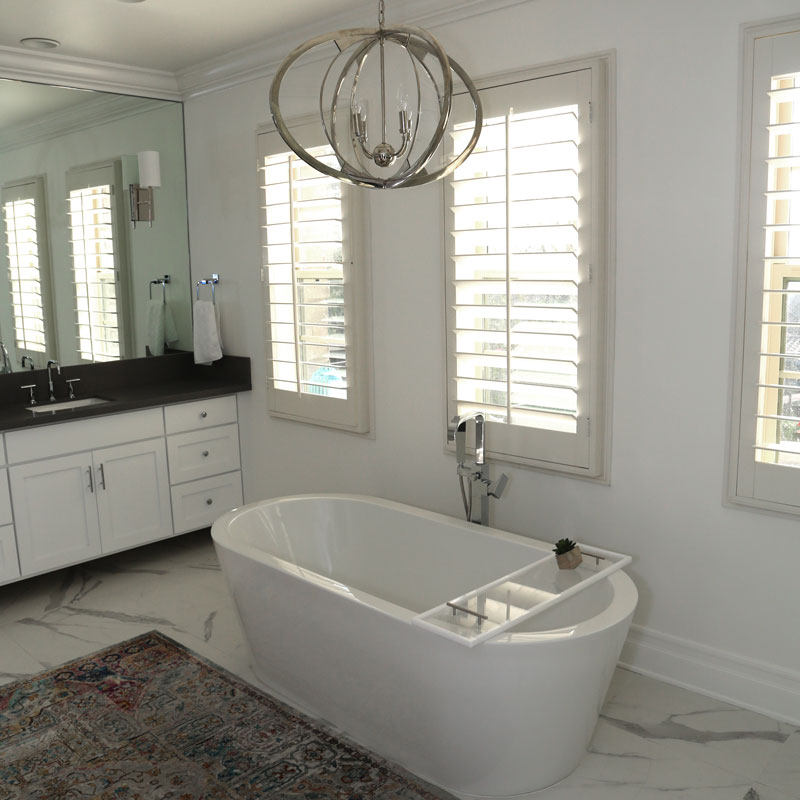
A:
[
  {"left": 0, "top": 524, "right": 20, "bottom": 583},
  {"left": 10, "top": 454, "right": 102, "bottom": 575},
  {"left": 93, "top": 438, "right": 173, "bottom": 553}
]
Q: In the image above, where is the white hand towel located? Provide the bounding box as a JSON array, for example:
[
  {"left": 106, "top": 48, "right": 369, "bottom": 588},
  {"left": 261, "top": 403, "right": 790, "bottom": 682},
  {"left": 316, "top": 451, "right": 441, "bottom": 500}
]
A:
[
  {"left": 164, "top": 302, "right": 178, "bottom": 344},
  {"left": 193, "top": 300, "right": 223, "bottom": 364},
  {"left": 146, "top": 299, "right": 166, "bottom": 356}
]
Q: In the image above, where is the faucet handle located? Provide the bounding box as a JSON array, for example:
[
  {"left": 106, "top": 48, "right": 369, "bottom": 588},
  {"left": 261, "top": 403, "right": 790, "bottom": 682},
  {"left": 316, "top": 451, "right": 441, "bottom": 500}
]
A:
[
  {"left": 21, "top": 384, "right": 37, "bottom": 406},
  {"left": 65, "top": 378, "right": 80, "bottom": 400},
  {"left": 488, "top": 473, "right": 509, "bottom": 499}
]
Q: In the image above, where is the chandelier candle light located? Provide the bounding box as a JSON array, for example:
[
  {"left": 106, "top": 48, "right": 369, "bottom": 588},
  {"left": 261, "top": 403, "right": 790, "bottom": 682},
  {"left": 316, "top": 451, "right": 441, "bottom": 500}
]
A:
[{"left": 269, "top": 0, "right": 483, "bottom": 188}]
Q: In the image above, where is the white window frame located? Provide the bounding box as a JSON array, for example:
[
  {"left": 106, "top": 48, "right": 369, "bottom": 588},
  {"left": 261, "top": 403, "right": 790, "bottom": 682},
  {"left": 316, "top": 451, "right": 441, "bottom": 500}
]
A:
[
  {"left": 444, "top": 55, "right": 614, "bottom": 479},
  {"left": 257, "top": 119, "right": 371, "bottom": 434},
  {"left": 1, "top": 176, "right": 57, "bottom": 365},
  {"left": 66, "top": 160, "right": 131, "bottom": 364},
  {"left": 729, "top": 17, "right": 800, "bottom": 514}
]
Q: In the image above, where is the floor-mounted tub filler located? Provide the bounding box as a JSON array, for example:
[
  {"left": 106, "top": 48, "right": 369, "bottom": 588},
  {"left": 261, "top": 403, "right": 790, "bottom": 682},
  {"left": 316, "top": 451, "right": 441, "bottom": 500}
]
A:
[{"left": 211, "top": 494, "right": 637, "bottom": 799}]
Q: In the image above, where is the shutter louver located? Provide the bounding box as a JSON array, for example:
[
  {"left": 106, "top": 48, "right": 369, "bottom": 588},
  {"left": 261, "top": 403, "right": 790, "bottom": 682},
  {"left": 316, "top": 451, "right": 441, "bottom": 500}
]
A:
[
  {"left": 449, "top": 104, "right": 581, "bottom": 436},
  {"left": 754, "top": 74, "right": 800, "bottom": 467},
  {"left": 262, "top": 147, "right": 349, "bottom": 400},
  {"left": 2, "top": 194, "right": 47, "bottom": 355},
  {"left": 68, "top": 184, "right": 121, "bottom": 362}
]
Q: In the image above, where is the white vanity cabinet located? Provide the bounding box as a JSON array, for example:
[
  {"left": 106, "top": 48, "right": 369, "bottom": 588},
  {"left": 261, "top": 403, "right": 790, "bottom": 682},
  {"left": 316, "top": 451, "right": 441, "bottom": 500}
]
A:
[
  {"left": 1, "top": 396, "right": 242, "bottom": 584},
  {"left": 165, "top": 396, "right": 243, "bottom": 534},
  {"left": 0, "top": 444, "right": 20, "bottom": 582},
  {"left": 7, "top": 409, "right": 172, "bottom": 576}
]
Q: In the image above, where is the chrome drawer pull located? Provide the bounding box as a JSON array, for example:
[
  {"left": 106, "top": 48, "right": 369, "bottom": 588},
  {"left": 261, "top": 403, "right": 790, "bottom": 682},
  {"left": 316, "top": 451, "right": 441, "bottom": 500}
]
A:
[{"left": 87, "top": 467, "right": 94, "bottom": 493}]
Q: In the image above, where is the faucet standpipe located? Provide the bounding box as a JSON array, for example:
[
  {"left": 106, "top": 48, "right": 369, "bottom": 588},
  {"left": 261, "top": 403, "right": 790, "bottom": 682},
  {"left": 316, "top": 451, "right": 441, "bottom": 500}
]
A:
[{"left": 46, "top": 360, "right": 61, "bottom": 402}]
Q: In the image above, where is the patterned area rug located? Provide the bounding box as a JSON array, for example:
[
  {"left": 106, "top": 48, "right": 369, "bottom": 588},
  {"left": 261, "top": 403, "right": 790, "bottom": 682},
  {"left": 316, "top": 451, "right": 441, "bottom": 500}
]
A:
[{"left": 0, "top": 631, "right": 456, "bottom": 799}]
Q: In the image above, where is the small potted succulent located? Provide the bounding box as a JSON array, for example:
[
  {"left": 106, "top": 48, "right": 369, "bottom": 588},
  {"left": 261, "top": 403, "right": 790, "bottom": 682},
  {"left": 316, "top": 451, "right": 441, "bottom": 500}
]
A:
[{"left": 553, "top": 538, "right": 583, "bottom": 570}]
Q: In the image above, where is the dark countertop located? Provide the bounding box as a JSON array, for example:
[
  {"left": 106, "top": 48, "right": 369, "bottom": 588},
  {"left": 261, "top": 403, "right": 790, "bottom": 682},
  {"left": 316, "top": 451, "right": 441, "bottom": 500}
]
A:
[{"left": 0, "top": 353, "right": 251, "bottom": 434}]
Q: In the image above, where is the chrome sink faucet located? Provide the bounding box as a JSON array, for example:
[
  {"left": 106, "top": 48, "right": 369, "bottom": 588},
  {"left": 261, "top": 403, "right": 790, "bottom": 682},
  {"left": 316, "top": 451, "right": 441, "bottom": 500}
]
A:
[
  {"left": 46, "top": 359, "right": 60, "bottom": 402},
  {"left": 0, "top": 342, "right": 11, "bottom": 374},
  {"left": 448, "top": 412, "right": 508, "bottom": 526}
]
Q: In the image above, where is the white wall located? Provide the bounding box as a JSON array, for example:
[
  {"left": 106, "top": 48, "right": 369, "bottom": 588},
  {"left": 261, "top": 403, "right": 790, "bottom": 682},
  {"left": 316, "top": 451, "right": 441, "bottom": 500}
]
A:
[{"left": 184, "top": 0, "right": 800, "bottom": 721}]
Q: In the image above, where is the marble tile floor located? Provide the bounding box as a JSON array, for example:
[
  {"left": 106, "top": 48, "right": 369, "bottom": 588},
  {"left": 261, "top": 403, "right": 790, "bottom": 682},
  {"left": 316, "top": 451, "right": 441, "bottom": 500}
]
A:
[{"left": 0, "top": 533, "right": 798, "bottom": 800}]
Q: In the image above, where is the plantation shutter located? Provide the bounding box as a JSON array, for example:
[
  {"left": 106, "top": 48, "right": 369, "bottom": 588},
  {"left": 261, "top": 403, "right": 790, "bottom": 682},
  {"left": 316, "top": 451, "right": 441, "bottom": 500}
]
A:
[
  {"left": 1, "top": 177, "right": 56, "bottom": 364},
  {"left": 258, "top": 122, "right": 370, "bottom": 432},
  {"left": 733, "top": 27, "right": 800, "bottom": 510},
  {"left": 66, "top": 163, "right": 128, "bottom": 363},
  {"left": 445, "top": 65, "right": 609, "bottom": 476}
]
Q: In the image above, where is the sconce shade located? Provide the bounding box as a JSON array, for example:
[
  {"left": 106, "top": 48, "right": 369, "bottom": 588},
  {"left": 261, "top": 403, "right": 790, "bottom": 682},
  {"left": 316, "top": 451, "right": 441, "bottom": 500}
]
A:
[{"left": 137, "top": 151, "right": 161, "bottom": 188}]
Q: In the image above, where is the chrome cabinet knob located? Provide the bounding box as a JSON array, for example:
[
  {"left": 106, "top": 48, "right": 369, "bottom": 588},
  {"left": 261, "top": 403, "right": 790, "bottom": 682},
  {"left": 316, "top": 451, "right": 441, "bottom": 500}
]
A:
[
  {"left": 202, "top": 450, "right": 209, "bottom": 457},
  {"left": 206, "top": 498, "right": 213, "bottom": 505},
  {"left": 200, "top": 411, "right": 208, "bottom": 418}
]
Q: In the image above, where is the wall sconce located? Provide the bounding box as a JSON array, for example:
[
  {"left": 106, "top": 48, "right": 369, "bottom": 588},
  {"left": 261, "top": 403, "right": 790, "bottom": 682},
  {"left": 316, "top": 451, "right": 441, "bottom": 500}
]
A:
[{"left": 129, "top": 150, "right": 161, "bottom": 228}]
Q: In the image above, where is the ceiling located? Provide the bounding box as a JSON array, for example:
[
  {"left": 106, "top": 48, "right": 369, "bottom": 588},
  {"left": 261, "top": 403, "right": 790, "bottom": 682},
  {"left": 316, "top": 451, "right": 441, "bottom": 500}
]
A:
[{"left": 0, "top": 0, "right": 392, "bottom": 74}]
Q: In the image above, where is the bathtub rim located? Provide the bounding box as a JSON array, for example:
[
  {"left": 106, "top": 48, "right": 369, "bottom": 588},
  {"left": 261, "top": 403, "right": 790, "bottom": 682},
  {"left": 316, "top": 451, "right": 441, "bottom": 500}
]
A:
[{"left": 211, "top": 493, "right": 638, "bottom": 646}]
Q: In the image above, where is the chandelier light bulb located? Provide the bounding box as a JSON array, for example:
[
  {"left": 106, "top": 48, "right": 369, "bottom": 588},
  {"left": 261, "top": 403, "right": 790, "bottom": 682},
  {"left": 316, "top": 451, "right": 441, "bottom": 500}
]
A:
[{"left": 269, "top": 0, "right": 482, "bottom": 189}]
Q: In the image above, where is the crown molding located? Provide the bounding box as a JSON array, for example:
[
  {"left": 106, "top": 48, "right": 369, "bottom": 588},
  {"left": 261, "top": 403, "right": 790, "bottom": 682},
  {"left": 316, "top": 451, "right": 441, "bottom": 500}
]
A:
[
  {"left": 177, "top": 0, "right": 534, "bottom": 99},
  {"left": 0, "top": 45, "right": 181, "bottom": 100},
  {"left": 0, "top": 94, "right": 168, "bottom": 155},
  {"left": 0, "top": 0, "right": 533, "bottom": 103}
]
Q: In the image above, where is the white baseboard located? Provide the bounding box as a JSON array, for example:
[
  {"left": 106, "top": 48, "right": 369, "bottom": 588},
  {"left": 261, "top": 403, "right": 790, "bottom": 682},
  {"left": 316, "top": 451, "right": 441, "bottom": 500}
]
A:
[{"left": 620, "top": 624, "right": 800, "bottom": 726}]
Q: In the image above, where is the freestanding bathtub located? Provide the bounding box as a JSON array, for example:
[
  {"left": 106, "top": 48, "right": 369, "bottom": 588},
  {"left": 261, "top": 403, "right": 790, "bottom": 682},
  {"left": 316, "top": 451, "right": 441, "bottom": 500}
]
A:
[{"left": 211, "top": 494, "right": 637, "bottom": 798}]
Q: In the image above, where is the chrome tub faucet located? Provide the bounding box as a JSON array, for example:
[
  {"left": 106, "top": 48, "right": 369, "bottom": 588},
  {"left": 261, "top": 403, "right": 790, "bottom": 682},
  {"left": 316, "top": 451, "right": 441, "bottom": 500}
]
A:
[{"left": 448, "top": 412, "right": 508, "bottom": 526}]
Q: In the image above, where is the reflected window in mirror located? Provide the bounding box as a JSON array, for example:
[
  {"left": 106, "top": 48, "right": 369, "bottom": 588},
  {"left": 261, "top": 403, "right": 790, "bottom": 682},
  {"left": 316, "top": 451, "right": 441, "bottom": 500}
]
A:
[
  {"left": 67, "top": 162, "right": 130, "bottom": 363},
  {"left": 0, "top": 80, "right": 191, "bottom": 368},
  {"left": 1, "top": 177, "right": 56, "bottom": 367}
]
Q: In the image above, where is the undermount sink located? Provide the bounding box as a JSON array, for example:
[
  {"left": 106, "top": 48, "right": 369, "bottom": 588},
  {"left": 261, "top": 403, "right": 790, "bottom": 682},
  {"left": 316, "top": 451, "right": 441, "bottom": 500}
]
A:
[{"left": 27, "top": 397, "right": 110, "bottom": 414}]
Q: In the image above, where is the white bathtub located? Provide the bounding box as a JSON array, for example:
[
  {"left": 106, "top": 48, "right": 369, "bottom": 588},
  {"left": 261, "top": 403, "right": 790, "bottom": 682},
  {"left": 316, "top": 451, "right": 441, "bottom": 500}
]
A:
[{"left": 211, "top": 494, "right": 637, "bottom": 798}]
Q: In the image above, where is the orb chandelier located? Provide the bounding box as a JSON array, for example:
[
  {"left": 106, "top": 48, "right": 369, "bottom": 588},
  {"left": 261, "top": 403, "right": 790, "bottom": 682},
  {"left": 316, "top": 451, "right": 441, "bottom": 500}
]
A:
[{"left": 269, "top": 0, "right": 483, "bottom": 189}]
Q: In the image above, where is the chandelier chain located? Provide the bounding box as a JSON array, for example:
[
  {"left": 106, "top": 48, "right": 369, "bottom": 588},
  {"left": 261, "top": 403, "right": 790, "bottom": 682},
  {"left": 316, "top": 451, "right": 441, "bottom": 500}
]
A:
[{"left": 378, "top": 0, "right": 385, "bottom": 28}]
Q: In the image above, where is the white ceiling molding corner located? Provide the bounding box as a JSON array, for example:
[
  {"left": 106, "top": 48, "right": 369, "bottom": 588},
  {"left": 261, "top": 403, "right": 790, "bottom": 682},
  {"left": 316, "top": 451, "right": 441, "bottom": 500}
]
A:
[
  {"left": 0, "top": 44, "right": 181, "bottom": 100},
  {"left": 0, "top": 95, "right": 168, "bottom": 155},
  {"left": 177, "top": 0, "right": 534, "bottom": 99}
]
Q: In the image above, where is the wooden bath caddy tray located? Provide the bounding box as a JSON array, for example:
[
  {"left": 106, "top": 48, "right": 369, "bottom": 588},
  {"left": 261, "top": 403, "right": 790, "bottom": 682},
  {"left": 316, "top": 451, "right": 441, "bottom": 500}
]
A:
[{"left": 412, "top": 544, "right": 632, "bottom": 647}]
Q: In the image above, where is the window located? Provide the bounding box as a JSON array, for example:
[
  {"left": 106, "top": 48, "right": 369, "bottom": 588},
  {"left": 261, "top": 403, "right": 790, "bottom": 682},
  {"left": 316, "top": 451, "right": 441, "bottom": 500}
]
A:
[
  {"left": 258, "top": 123, "right": 370, "bottom": 432},
  {"left": 730, "top": 21, "right": 800, "bottom": 512},
  {"left": 1, "top": 177, "right": 56, "bottom": 364},
  {"left": 445, "top": 58, "right": 612, "bottom": 477},
  {"left": 66, "top": 163, "right": 129, "bottom": 363}
]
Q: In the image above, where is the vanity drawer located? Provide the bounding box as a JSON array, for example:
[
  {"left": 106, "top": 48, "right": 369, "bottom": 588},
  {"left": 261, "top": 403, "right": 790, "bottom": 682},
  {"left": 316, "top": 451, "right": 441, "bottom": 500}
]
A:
[
  {"left": 0, "top": 524, "right": 20, "bottom": 583},
  {"left": 0, "top": 470, "right": 10, "bottom": 525},
  {"left": 167, "top": 424, "right": 240, "bottom": 484},
  {"left": 6, "top": 408, "right": 164, "bottom": 463},
  {"left": 171, "top": 471, "right": 243, "bottom": 535},
  {"left": 164, "top": 396, "right": 237, "bottom": 435}
]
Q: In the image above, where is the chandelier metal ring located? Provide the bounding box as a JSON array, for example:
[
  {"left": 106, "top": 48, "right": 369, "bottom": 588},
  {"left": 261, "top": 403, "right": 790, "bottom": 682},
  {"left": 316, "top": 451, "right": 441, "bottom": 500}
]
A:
[{"left": 269, "top": 19, "right": 483, "bottom": 189}]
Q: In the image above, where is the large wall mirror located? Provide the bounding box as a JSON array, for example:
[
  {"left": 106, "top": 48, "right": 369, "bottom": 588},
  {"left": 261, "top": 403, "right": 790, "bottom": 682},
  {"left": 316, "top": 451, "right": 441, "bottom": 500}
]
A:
[{"left": 0, "top": 78, "right": 190, "bottom": 370}]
